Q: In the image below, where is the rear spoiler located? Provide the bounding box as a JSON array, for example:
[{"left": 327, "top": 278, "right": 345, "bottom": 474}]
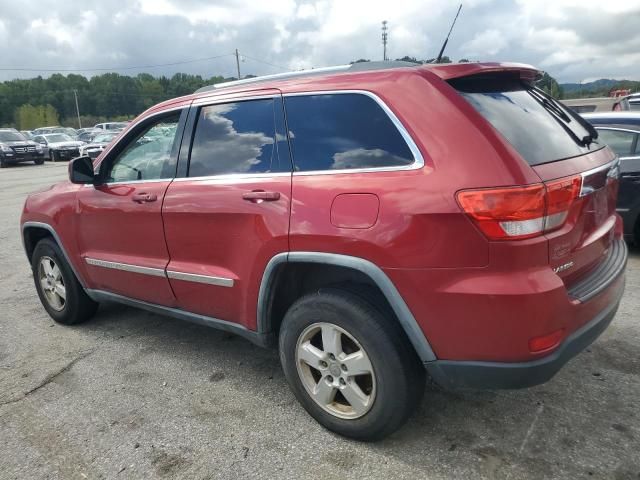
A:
[{"left": 423, "top": 62, "right": 542, "bottom": 83}]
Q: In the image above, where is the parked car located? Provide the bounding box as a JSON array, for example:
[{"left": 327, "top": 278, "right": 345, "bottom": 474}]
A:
[
  {"left": 93, "top": 122, "right": 129, "bottom": 131},
  {"left": 32, "top": 133, "right": 84, "bottom": 162},
  {"left": 77, "top": 131, "right": 96, "bottom": 143},
  {"left": 20, "top": 130, "right": 35, "bottom": 140},
  {"left": 0, "top": 129, "right": 45, "bottom": 167},
  {"left": 563, "top": 96, "right": 631, "bottom": 113},
  {"left": 20, "top": 62, "right": 627, "bottom": 440},
  {"left": 583, "top": 112, "right": 640, "bottom": 244},
  {"left": 32, "top": 126, "right": 63, "bottom": 135},
  {"left": 79, "top": 131, "right": 119, "bottom": 159}
]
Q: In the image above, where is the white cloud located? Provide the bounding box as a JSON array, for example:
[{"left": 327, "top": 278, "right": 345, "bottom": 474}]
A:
[{"left": 1, "top": 0, "right": 640, "bottom": 82}]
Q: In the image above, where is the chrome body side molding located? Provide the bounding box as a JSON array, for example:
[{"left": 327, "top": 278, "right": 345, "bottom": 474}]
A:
[
  {"left": 84, "top": 257, "right": 236, "bottom": 287},
  {"left": 257, "top": 251, "right": 437, "bottom": 362},
  {"left": 84, "top": 257, "right": 166, "bottom": 277},
  {"left": 166, "top": 270, "right": 234, "bottom": 288}
]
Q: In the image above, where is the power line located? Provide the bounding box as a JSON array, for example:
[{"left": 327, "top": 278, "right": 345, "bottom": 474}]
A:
[
  {"left": 240, "top": 54, "right": 288, "bottom": 71},
  {"left": 0, "top": 53, "right": 235, "bottom": 72}
]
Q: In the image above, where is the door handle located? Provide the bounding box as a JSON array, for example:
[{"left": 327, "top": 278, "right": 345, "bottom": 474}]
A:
[
  {"left": 242, "top": 190, "right": 281, "bottom": 203},
  {"left": 132, "top": 192, "right": 158, "bottom": 203}
]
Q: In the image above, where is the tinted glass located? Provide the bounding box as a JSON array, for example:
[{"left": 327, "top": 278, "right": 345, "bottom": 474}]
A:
[
  {"left": 0, "top": 131, "right": 25, "bottom": 142},
  {"left": 284, "top": 94, "right": 414, "bottom": 172},
  {"left": 106, "top": 112, "right": 180, "bottom": 182},
  {"left": 453, "top": 77, "right": 601, "bottom": 166},
  {"left": 189, "top": 99, "right": 286, "bottom": 177},
  {"left": 596, "top": 129, "right": 635, "bottom": 156},
  {"left": 45, "top": 134, "right": 72, "bottom": 143}
]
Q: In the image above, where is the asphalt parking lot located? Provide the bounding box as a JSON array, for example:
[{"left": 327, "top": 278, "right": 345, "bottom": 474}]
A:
[{"left": 0, "top": 162, "right": 639, "bottom": 480}]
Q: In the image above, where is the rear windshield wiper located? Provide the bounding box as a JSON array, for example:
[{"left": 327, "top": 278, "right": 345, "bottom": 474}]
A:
[{"left": 528, "top": 87, "right": 596, "bottom": 148}]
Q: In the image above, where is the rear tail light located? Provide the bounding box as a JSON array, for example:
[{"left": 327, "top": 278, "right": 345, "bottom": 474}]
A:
[{"left": 456, "top": 175, "right": 582, "bottom": 240}]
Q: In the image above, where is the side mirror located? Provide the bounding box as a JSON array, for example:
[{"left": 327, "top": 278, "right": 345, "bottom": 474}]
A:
[{"left": 69, "top": 156, "right": 96, "bottom": 184}]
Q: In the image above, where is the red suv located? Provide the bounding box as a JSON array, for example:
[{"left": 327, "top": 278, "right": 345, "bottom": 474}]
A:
[{"left": 21, "top": 62, "right": 627, "bottom": 440}]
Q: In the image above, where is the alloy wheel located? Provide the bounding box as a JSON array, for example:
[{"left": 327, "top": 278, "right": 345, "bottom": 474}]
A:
[
  {"left": 295, "top": 322, "right": 376, "bottom": 419},
  {"left": 38, "top": 256, "right": 66, "bottom": 311}
]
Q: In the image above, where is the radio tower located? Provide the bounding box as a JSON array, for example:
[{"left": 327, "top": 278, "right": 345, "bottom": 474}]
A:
[{"left": 381, "top": 21, "right": 388, "bottom": 61}]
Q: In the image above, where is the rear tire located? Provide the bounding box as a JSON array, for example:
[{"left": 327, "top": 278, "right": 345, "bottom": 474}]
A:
[
  {"left": 31, "top": 238, "right": 98, "bottom": 325},
  {"left": 49, "top": 151, "right": 58, "bottom": 162},
  {"left": 279, "top": 288, "right": 425, "bottom": 441}
]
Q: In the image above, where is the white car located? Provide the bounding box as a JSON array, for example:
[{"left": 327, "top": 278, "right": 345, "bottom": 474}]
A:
[
  {"left": 79, "top": 132, "right": 119, "bottom": 159},
  {"left": 93, "top": 122, "right": 129, "bottom": 131},
  {"left": 33, "top": 134, "right": 85, "bottom": 162}
]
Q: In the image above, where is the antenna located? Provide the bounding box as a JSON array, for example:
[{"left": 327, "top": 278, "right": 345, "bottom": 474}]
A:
[
  {"left": 435, "top": 4, "right": 462, "bottom": 63},
  {"left": 381, "top": 21, "right": 389, "bottom": 61}
]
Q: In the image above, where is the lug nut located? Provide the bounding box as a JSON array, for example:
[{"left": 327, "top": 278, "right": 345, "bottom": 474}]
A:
[
  {"left": 329, "top": 353, "right": 335, "bottom": 360},
  {"left": 341, "top": 364, "right": 347, "bottom": 372},
  {"left": 339, "top": 378, "right": 346, "bottom": 386},
  {"left": 327, "top": 375, "right": 334, "bottom": 383},
  {"left": 320, "top": 361, "right": 328, "bottom": 368}
]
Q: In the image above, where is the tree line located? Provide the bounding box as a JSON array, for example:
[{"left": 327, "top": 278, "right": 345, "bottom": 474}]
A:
[{"left": 0, "top": 72, "right": 232, "bottom": 129}]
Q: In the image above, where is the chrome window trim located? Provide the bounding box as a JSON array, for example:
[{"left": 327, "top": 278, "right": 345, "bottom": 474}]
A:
[
  {"left": 283, "top": 90, "right": 425, "bottom": 175},
  {"left": 166, "top": 270, "right": 234, "bottom": 287},
  {"left": 172, "top": 171, "right": 291, "bottom": 182},
  {"left": 84, "top": 257, "right": 166, "bottom": 278},
  {"left": 82, "top": 178, "right": 175, "bottom": 187},
  {"left": 192, "top": 93, "right": 280, "bottom": 107},
  {"left": 594, "top": 126, "right": 640, "bottom": 135}
]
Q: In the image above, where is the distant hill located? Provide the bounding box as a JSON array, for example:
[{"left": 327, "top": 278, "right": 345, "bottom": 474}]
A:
[{"left": 560, "top": 78, "right": 640, "bottom": 99}]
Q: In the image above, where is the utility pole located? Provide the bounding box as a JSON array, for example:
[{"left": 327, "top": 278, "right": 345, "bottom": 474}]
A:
[
  {"left": 235, "top": 48, "right": 241, "bottom": 80},
  {"left": 73, "top": 90, "right": 82, "bottom": 129},
  {"left": 381, "top": 21, "right": 388, "bottom": 61}
]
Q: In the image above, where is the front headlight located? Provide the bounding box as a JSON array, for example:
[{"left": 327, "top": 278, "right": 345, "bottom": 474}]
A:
[
  {"left": 0, "top": 144, "right": 12, "bottom": 153},
  {"left": 35, "top": 144, "right": 43, "bottom": 152}
]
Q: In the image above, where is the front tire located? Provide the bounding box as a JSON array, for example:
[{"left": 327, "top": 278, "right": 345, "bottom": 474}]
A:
[
  {"left": 34, "top": 157, "right": 45, "bottom": 165},
  {"left": 279, "top": 288, "right": 425, "bottom": 441},
  {"left": 49, "top": 151, "right": 58, "bottom": 162},
  {"left": 31, "top": 238, "right": 98, "bottom": 325}
]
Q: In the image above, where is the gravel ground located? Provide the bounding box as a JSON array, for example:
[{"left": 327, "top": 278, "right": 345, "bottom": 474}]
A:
[{"left": 0, "top": 162, "right": 639, "bottom": 480}]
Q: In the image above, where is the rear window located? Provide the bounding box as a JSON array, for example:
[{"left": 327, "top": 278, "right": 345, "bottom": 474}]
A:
[
  {"left": 284, "top": 93, "right": 415, "bottom": 172},
  {"left": 452, "top": 76, "right": 602, "bottom": 166}
]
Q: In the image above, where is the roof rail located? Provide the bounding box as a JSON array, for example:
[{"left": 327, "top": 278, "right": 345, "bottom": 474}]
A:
[{"left": 194, "top": 61, "right": 420, "bottom": 93}]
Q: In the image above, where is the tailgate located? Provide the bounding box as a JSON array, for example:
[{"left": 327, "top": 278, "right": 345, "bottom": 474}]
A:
[{"left": 533, "top": 148, "right": 620, "bottom": 289}]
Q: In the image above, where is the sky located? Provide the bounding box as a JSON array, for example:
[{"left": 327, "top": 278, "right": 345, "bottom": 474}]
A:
[{"left": 0, "top": 0, "right": 639, "bottom": 84}]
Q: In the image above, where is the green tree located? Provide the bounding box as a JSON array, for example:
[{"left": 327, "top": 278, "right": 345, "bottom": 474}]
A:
[
  {"left": 14, "top": 104, "right": 59, "bottom": 129},
  {"left": 537, "top": 72, "right": 563, "bottom": 99}
]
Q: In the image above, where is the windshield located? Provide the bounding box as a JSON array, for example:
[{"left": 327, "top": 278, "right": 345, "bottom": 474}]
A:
[
  {"left": 0, "top": 131, "right": 26, "bottom": 142},
  {"left": 46, "top": 134, "right": 72, "bottom": 143},
  {"left": 451, "top": 75, "right": 603, "bottom": 166}
]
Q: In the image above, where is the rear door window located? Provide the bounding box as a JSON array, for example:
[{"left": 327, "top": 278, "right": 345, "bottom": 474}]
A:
[
  {"left": 284, "top": 93, "right": 415, "bottom": 172},
  {"left": 452, "top": 76, "right": 603, "bottom": 166},
  {"left": 188, "top": 98, "right": 289, "bottom": 177}
]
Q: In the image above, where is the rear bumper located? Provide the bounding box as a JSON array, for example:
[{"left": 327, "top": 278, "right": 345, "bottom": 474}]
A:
[{"left": 425, "top": 272, "right": 625, "bottom": 389}]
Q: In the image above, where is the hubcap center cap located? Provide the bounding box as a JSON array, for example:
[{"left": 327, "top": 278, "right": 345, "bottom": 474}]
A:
[{"left": 329, "top": 363, "right": 342, "bottom": 378}]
